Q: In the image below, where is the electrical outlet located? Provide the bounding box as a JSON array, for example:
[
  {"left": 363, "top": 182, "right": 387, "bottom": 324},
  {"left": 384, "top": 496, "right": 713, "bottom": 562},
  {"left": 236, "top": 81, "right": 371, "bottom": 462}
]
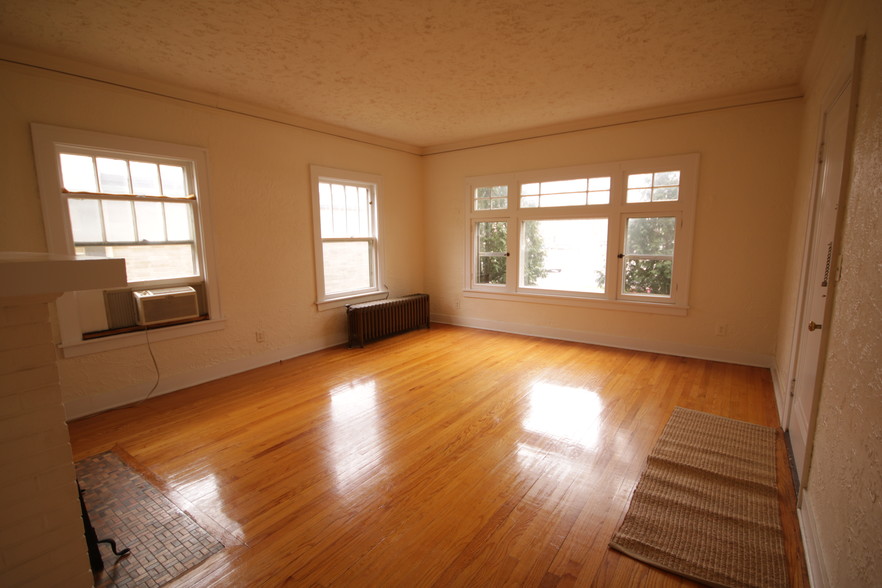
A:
[
  {"left": 715, "top": 324, "right": 728, "bottom": 337},
  {"left": 455, "top": 298, "right": 461, "bottom": 310},
  {"left": 256, "top": 330, "right": 265, "bottom": 343}
]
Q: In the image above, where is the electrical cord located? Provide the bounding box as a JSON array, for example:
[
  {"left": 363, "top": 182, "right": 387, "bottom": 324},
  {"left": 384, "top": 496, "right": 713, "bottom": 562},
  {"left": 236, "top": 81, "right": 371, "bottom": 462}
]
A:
[{"left": 133, "top": 325, "right": 161, "bottom": 406}]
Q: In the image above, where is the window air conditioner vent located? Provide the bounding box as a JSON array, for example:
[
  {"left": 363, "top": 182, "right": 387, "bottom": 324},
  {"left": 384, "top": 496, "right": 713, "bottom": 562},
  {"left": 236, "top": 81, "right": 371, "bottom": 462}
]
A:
[{"left": 133, "top": 287, "right": 199, "bottom": 326}]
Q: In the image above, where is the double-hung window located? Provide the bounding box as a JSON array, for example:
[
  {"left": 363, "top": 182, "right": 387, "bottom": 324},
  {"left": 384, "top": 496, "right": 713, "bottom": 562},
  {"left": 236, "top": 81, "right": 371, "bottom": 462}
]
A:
[
  {"left": 310, "top": 166, "right": 384, "bottom": 307},
  {"left": 31, "top": 124, "right": 222, "bottom": 355},
  {"left": 466, "top": 154, "right": 699, "bottom": 312},
  {"left": 59, "top": 151, "right": 199, "bottom": 282}
]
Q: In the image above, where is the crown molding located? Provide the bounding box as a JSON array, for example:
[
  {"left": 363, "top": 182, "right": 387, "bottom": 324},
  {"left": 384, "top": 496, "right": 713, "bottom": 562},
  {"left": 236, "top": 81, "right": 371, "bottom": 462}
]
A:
[
  {"left": 2, "top": 43, "right": 804, "bottom": 158},
  {"left": 421, "top": 85, "right": 805, "bottom": 156},
  {"left": 0, "top": 43, "right": 423, "bottom": 156}
]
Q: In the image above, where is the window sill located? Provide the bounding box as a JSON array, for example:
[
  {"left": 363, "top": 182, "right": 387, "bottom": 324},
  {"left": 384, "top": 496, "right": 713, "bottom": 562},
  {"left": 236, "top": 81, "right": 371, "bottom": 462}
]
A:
[
  {"left": 59, "top": 316, "right": 226, "bottom": 358},
  {"left": 316, "top": 291, "right": 390, "bottom": 312},
  {"left": 462, "top": 290, "right": 689, "bottom": 316}
]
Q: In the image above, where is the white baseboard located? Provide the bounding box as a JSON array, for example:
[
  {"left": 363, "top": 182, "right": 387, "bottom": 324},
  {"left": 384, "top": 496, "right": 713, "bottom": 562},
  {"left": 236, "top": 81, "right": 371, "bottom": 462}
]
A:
[
  {"left": 770, "top": 365, "right": 790, "bottom": 427},
  {"left": 63, "top": 334, "right": 347, "bottom": 420},
  {"left": 432, "top": 313, "right": 774, "bottom": 368},
  {"left": 64, "top": 315, "right": 775, "bottom": 419},
  {"left": 799, "top": 488, "right": 829, "bottom": 587}
]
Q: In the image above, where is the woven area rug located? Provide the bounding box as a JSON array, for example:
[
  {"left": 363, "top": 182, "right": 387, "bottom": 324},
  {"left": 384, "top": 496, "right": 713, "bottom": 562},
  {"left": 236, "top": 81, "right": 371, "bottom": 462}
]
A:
[
  {"left": 609, "top": 407, "right": 786, "bottom": 588},
  {"left": 76, "top": 451, "right": 224, "bottom": 587}
]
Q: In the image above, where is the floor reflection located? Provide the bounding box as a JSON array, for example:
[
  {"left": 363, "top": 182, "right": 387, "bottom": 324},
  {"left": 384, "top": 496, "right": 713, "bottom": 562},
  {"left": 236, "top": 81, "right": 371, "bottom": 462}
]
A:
[
  {"left": 523, "top": 381, "right": 603, "bottom": 450},
  {"left": 328, "top": 379, "right": 385, "bottom": 493},
  {"left": 179, "top": 469, "right": 245, "bottom": 541}
]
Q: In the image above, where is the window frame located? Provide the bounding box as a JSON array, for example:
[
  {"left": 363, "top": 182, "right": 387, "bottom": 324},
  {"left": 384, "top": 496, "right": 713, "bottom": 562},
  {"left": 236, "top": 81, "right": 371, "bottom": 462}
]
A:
[
  {"left": 464, "top": 154, "right": 699, "bottom": 313},
  {"left": 31, "top": 123, "right": 223, "bottom": 356},
  {"left": 310, "top": 165, "right": 386, "bottom": 309}
]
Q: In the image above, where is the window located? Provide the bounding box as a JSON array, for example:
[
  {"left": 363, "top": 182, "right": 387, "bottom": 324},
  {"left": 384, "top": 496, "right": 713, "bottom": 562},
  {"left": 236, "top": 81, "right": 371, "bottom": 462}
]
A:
[
  {"left": 310, "top": 166, "right": 384, "bottom": 306},
  {"left": 59, "top": 152, "right": 199, "bottom": 283},
  {"left": 465, "top": 154, "right": 698, "bottom": 311},
  {"left": 31, "top": 124, "right": 222, "bottom": 355}
]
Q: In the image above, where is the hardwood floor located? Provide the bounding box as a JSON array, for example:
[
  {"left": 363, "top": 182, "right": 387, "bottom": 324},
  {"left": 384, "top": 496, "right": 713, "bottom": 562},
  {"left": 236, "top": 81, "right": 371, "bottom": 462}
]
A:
[{"left": 68, "top": 324, "right": 809, "bottom": 587}]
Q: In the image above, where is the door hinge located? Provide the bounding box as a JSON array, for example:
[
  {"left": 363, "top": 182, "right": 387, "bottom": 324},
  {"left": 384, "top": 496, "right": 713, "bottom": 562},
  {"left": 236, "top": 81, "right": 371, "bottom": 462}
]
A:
[{"left": 789, "top": 379, "right": 796, "bottom": 398}]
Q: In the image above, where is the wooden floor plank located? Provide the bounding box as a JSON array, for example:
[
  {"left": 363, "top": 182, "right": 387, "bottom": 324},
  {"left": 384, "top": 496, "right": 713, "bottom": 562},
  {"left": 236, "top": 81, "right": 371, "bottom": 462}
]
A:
[{"left": 68, "top": 324, "right": 809, "bottom": 587}]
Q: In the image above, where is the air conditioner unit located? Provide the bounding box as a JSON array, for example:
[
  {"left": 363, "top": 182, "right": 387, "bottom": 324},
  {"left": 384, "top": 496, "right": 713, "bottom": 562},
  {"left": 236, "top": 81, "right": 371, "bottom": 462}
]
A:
[{"left": 133, "top": 286, "right": 199, "bottom": 326}]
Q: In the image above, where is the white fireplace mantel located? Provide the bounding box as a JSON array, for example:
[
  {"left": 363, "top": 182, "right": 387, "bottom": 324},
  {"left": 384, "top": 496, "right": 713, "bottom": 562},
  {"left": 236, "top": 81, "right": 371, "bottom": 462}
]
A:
[{"left": 0, "top": 251, "right": 127, "bottom": 299}]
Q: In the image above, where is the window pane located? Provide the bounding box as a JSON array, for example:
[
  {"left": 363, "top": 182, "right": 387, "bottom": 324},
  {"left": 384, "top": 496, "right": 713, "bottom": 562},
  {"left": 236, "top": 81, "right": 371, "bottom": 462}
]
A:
[
  {"left": 521, "top": 183, "right": 540, "bottom": 196},
  {"left": 68, "top": 198, "right": 103, "bottom": 243},
  {"left": 477, "top": 256, "right": 507, "bottom": 285},
  {"left": 102, "top": 200, "right": 136, "bottom": 242},
  {"left": 623, "top": 259, "right": 673, "bottom": 296},
  {"left": 323, "top": 241, "right": 373, "bottom": 294},
  {"left": 627, "top": 173, "right": 653, "bottom": 189},
  {"left": 587, "top": 191, "right": 610, "bottom": 205},
  {"left": 652, "top": 186, "right": 679, "bottom": 201},
  {"left": 134, "top": 201, "right": 166, "bottom": 241},
  {"left": 59, "top": 154, "right": 97, "bottom": 192},
  {"left": 625, "top": 217, "right": 676, "bottom": 255},
  {"left": 477, "top": 221, "right": 507, "bottom": 254},
  {"left": 545, "top": 192, "right": 587, "bottom": 207},
  {"left": 626, "top": 188, "right": 652, "bottom": 203},
  {"left": 165, "top": 202, "right": 194, "bottom": 241},
  {"left": 588, "top": 177, "right": 611, "bottom": 191},
  {"left": 520, "top": 195, "right": 540, "bottom": 208},
  {"left": 520, "top": 219, "right": 607, "bottom": 293},
  {"left": 77, "top": 244, "right": 197, "bottom": 282},
  {"left": 654, "top": 171, "right": 680, "bottom": 186},
  {"left": 130, "top": 161, "right": 162, "bottom": 195},
  {"left": 96, "top": 158, "right": 130, "bottom": 194},
  {"left": 160, "top": 165, "right": 187, "bottom": 197},
  {"left": 541, "top": 179, "right": 587, "bottom": 194}
]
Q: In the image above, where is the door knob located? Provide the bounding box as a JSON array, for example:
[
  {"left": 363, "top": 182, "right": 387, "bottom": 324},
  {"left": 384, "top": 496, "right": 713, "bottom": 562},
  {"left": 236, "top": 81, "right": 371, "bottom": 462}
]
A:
[{"left": 808, "top": 321, "right": 822, "bottom": 332}]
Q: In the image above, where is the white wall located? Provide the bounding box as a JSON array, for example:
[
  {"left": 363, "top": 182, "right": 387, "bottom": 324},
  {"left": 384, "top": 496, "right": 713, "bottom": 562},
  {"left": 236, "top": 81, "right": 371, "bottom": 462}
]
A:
[
  {"left": 775, "top": 0, "right": 882, "bottom": 585},
  {"left": 0, "top": 61, "right": 424, "bottom": 418},
  {"left": 424, "top": 101, "right": 803, "bottom": 367}
]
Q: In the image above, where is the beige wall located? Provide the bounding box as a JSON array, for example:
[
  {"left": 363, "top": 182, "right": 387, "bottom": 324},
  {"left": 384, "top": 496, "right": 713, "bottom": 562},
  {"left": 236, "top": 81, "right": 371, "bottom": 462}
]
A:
[
  {"left": 775, "top": 0, "right": 882, "bottom": 585},
  {"left": 0, "top": 62, "right": 424, "bottom": 417},
  {"left": 424, "top": 101, "right": 802, "bottom": 367}
]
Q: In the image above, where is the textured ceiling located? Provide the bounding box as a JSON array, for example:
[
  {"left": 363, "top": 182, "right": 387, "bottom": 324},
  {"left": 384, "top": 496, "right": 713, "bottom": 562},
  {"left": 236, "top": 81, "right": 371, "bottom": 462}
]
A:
[{"left": 0, "top": 0, "right": 824, "bottom": 148}]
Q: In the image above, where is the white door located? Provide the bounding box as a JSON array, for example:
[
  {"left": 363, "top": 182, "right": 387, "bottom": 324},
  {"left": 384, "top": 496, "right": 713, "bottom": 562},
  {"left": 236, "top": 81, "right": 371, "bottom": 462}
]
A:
[{"left": 788, "top": 78, "right": 852, "bottom": 486}]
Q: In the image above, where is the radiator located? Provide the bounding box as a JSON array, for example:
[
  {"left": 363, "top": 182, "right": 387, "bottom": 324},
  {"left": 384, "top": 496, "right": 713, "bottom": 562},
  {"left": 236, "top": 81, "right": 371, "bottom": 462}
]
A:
[{"left": 347, "top": 294, "right": 430, "bottom": 347}]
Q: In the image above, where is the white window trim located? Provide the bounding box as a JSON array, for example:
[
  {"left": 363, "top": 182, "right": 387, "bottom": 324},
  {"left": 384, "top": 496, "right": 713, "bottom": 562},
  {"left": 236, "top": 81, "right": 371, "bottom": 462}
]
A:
[
  {"left": 310, "top": 165, "right": 387, "bottom": 310},
  {"left": 464, "top": 154, "right": 699, "bottom": 313},
  {"left": 31, "top": 123, "right": 223, "bottom": 356}
]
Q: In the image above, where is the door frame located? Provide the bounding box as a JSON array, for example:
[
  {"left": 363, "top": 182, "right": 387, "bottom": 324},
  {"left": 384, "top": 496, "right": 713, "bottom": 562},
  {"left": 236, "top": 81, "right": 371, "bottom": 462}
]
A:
[{"left": 782, "top": 36, "right": 864, "bottom": 500}]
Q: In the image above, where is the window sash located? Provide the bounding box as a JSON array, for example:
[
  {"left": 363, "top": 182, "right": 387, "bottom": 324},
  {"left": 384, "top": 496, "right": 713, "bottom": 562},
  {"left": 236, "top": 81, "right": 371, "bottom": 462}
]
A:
[{"left": 65, "top": 195, "right": 198, "bottom": 247}]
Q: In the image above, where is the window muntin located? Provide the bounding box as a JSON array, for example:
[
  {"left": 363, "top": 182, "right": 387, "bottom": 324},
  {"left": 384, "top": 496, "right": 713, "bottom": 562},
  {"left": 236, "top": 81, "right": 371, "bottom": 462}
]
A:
[
  {"left": 466, "top": 155, "right": 698, "bottom": 307},
  {"left": 58, "top": 152, "right": 200, "bottom": 284},
  {"left": 626, "top": 170, "right": 680, "bottom": 203},
  {"left": 311, "top": 167, "right": 383, "bottom": 304},
  {"left": 520, "top": 176, "right": 611, "bottom": 208},
  {"left": 474, "top": 185, "right": 508, "bottom": 211}
]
